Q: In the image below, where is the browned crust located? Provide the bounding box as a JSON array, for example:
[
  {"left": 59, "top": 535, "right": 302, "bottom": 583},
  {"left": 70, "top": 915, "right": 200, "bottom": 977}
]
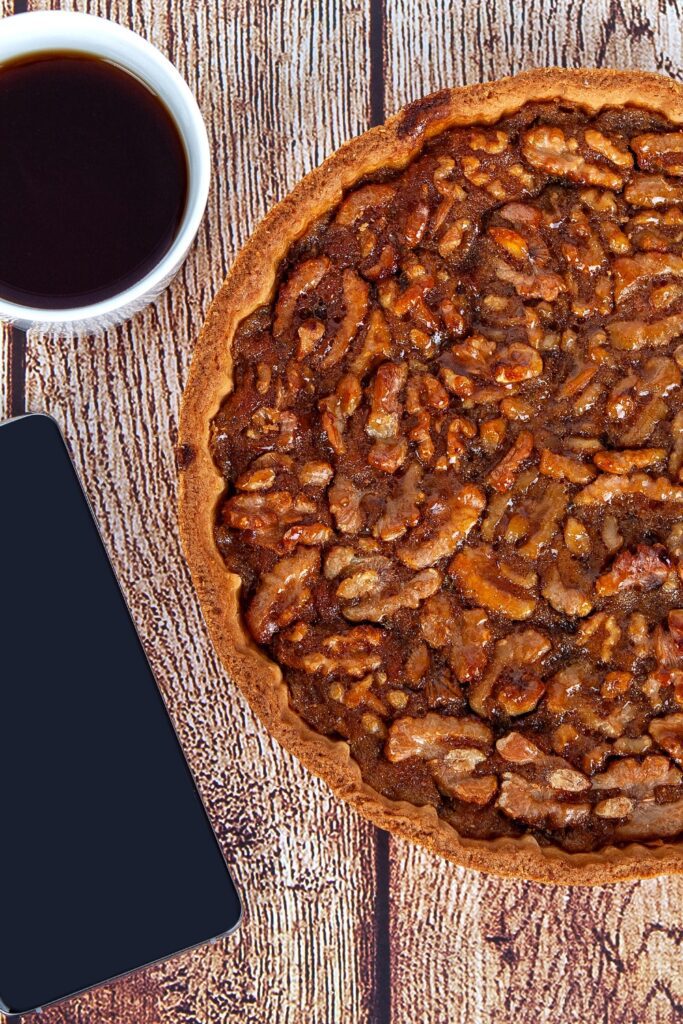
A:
[{"left": 178, "top": 68, "right": 683, "bottom": 885}]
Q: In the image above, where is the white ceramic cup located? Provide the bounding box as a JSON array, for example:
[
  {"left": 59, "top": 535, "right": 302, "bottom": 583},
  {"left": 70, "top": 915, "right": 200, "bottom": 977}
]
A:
[{"left": 0, "top": 11, "right": 210, "bottom": 331}]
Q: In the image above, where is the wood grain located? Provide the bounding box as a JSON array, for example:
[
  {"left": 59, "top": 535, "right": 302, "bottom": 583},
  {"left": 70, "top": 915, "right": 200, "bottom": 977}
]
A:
[
  {"left": 384, "top": 3, "right": 683, "bottom": 1023},
  {"left": 384, "top": 0, "right": 683, "bottom": 114},
  {"left": 15, "top": 2, "right": 377, "bottom": 1023}
]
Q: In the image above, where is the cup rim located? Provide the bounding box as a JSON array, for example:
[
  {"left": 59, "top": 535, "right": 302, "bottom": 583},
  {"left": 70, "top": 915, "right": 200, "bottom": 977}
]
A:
[{"left": 0, "top": 11, "right": 210, "bottom": 325}]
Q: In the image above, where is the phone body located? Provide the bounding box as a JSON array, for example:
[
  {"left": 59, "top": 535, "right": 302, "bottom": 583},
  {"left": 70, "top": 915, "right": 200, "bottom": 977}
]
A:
[{"left": 0, "top": 414, "right": 241, "bottom": 1018}]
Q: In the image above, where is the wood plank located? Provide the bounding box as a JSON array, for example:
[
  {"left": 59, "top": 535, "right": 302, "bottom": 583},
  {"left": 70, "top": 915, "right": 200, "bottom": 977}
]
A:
[
  {"left": 384, "top": 3, "right": 683, "bottom": 1024},
  {"left": 19, "top": 2, "right": 376, "bottom": 1023},
  {"left": 385, "top": 0, "right": 683, "bottom": 114}
]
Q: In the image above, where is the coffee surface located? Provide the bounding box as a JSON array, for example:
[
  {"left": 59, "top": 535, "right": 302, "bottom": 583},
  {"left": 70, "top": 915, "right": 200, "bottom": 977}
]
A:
[{"left": 0, "top": 53, "right": 188, "bottom": 308}]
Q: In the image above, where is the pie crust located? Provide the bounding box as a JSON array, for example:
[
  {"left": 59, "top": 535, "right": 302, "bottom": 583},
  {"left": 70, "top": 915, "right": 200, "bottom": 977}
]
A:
[{"left": 178, "top": 68, "right": 683, "bottom": 883}]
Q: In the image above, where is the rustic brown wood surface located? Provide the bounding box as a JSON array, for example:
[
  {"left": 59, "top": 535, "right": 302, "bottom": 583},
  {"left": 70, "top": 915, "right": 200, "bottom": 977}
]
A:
[{"left": 1, "top": 1, "right": 682, "bottom": 1023}]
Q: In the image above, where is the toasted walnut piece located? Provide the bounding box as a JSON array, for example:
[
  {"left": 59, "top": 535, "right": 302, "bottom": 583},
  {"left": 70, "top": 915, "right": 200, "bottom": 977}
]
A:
[
  {"left": 321, "top": 270, "right": 370, "bottom": 368},
  {"left": 496, "top": 675, "right": 546, "bottom": 716},
  {"left": 632, "top": 132, "right": 683, "bottom": 175},
  {"left": 501, "top": 397, "right": 534, "bottom": 422},
  {"left": 615, "top": 799, "right": 683, "bottom": 839},
  {"left": 583, "top": 129, "right": 634, "bottom": 168},
  {"left": 328, "top": 477, "right": 365, "bottom": 534},
  {"left": 404, "top": 642, "right": 431, "bottom": 685},
  {"left": 649, "top": 713, "right": 683, "bottom": 765},
  {"left": 614, "top": 736, "right": 652, "bottom": 756},
  {"left": 235, "top": 467, "right": 276, "bottom": 492},
  {"left": 518, "top": 480, "right": 568, "bottom": 559},
  {"left": 437, "top": 217, "right": 476, "bottom": 261},
  {"left": 493, "top": 344, "right": 543, "bottom": 384},
  {"left": 489, "top": 226, "right": 529, "bottom": 260},
  {"left": 298, "top": 461, "right": 333, "bottom": 487},
  {"left": 450, "top": 546, "right": 537, "bottom": 622},
  {"left": 594, "top": 796, "right": 634, "bottom": 819},
  {"left": 575, "top": 472, "right": 683, "bottom": 507},
  {"left": 420, "top": 593, "right": 457, "bottom": 649},
  {"left": 247, "top": 407, "right": 299, "bottom": 449},
  {"left": 564, "top": 516, "right": 591, "bottom": 556},
  {"left": 400, "top": 201, "right": 430, "bottom": 247},
  {"left": 539, "top": 449, "right": 595, "bottom": 485},
  {"left": 291, "top": 636, "right": 384, "bottom": 678},
  {"left": 406, "top": 373, "right": 449, "bottom": 414},
  {"left": 643, "top": 354, "right": 682, "bottom": 396},
  {"left": 374, "top": 463, "right": 425, "bottom": 542},
  {"left": 595, "top": 544, "right": 670, "bottom": 597},
  {"left": 547, "top": 662, "right": 636, "bottom": 738},
  {"left": 591, "top": 755, "right": 682, "bottom": 797},
  {"left": 282, "top": 523, "right": 334, "bottom": 548},
  {"left": 494, "top": 259, "right": 566, "bottom": 301},
  {"left": 432, "top": 747, "right": 487, "bottom": 775},
  {"left": 223, "top": 490, "right": 294, "bottom": 532},
  {"left": 557, "top": 366, "right": 593, "bottom": 401},
  {"left": 468, "top": 629, "right": 550, "bottom": 717},
  {"left": 368, "top": 438, "right": 409, "bottom": 474},
  {"left": 255, "top": 361, "right": 273, "bottom": 394},
  {"left": 607, "top": 312, "right": 683, "bottom": 351},
  {"left": 670, "top": 410, "right": 683, "bottom": 481},
  {"left": 577, "top": 612, "right": 621, "bottom": 664},
  {"left": 434, "top": 772, "right": 498, "bottom": 805},
  {"left": 343, "top": 673, "right": 385, "bottom": 713},
  {"left": 548, "top": 768, "right": 591, "bottom": 793},
  {"left": 612, "top": 252, "right": 683, "bottom": 303},
  {"left": 469, "top": 128, "right": 508, "bottom": 153},
  {"left": 366, "top": 362, "right": 408, "bottom": 440},
  {"left": 552, "top": 724, "right": 580, "bottom": 754},
  {"left": 593, "top": 448, "right": 667, "bottom": 475},
  {"left": 542, "top": 566, "right": 593, "bottom": 617},
  {"left": 600, "top": 671, "right": 632, "bottom": 700},
  {"left": 397, "top": 485, "right": 486, "bottom": 570},
  {"left": 334, "top": 183, "right": 396, "bottom": 226},
  {"left": 319, "top": 373, "right": 362, "bottom": 454},
  {"left": 449, "top": 608, "right": 491, "bottom": 683},
  {"left": 600, "top": 515, "right": 623, "bottom": 554},
  {"left": 497, "top": 774, "right": 591, "bottom": 829},
  {"left": 246, "top": 547, "right": 319, "bottom": 643},
  {"left": 505, "top": 513, "right": 530, "bottom": 543},
  {"left": 441, "top": 416, "right": 474, "bottom": 467},
  {"left": 385, "top": 712, "right": 492, "bottom": 763},
  {"left": 521, "top": 126, "right": 623, "bottom": 188},
  {"left": 336, "top": 570, "right": 379, "bottom": 600},
  {"left": 496, "top": 731, "right": 544, "bottom": 763},
  {"left": 296, "top": 319, "right": 325, "bottom": 359},
  {"left": 343, "top": 568, "right": 442, "bottom": 623},
  {"left": 273, "top": 256, "right": 330, "bottom": 338},
  {"left": 439, "top": 368, "right": 474, "bottom": 399},
  {"left": 621, "top": 397, "right": 668, "bottom": 446},
  {"left": 625, "top": 174, "right": 683, "bottom": 207},
  {"left": 350, "top": 308, "right": 393, "bottom": 378},
  {"left": 487, "top": 430, "right": 535, "bottom": 493}
]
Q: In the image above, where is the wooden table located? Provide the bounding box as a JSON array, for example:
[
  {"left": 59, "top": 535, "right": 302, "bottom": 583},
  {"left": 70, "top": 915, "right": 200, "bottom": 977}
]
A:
[{"left": 2, "top": 2, "right": 682, "bottom": 1022}]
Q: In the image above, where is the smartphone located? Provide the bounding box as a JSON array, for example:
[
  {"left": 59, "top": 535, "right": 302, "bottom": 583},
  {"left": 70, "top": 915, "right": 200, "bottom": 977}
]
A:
[{"left": 0, "top": 414, "right": 241, "bottom": 1018}]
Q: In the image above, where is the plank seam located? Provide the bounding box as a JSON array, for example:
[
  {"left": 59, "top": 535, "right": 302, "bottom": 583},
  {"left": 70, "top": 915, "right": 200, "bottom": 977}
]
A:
[
  {"left": 369, "top": 0, "right": 385, "bottom": 126},
  {"left": 372, "top": 829, "right": 391, "bottom": 1024},
  {"left": 10, "top": 327, "right": 25, "bottom": 417}
]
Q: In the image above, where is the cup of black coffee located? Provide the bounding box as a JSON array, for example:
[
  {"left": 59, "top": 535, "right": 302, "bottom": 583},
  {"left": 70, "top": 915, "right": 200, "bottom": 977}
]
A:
[{"left": 0, "top": 11, "right": 210, "bottom": 330}]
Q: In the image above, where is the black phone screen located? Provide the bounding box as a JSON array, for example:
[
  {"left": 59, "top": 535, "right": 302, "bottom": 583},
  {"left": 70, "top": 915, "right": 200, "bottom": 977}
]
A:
[{"left": 0, "top": 415, "right": 241, "bottom": 1017}]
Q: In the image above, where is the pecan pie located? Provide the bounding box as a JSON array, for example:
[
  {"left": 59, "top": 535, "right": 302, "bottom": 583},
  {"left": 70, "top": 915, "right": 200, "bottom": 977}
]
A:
[{"left": 179, "top": 69, "right": 683, "bottom": 883}]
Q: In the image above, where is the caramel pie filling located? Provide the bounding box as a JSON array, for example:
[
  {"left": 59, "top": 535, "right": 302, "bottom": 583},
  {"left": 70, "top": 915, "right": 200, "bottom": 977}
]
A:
[{"left": 211, "top": 101, "right": 683, "bottom": 852}]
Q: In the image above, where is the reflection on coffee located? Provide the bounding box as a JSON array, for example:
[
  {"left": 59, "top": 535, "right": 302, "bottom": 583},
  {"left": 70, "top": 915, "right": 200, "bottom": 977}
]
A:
[{"left": 0, "top": 53, "right": 188, "bottom": 309}]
